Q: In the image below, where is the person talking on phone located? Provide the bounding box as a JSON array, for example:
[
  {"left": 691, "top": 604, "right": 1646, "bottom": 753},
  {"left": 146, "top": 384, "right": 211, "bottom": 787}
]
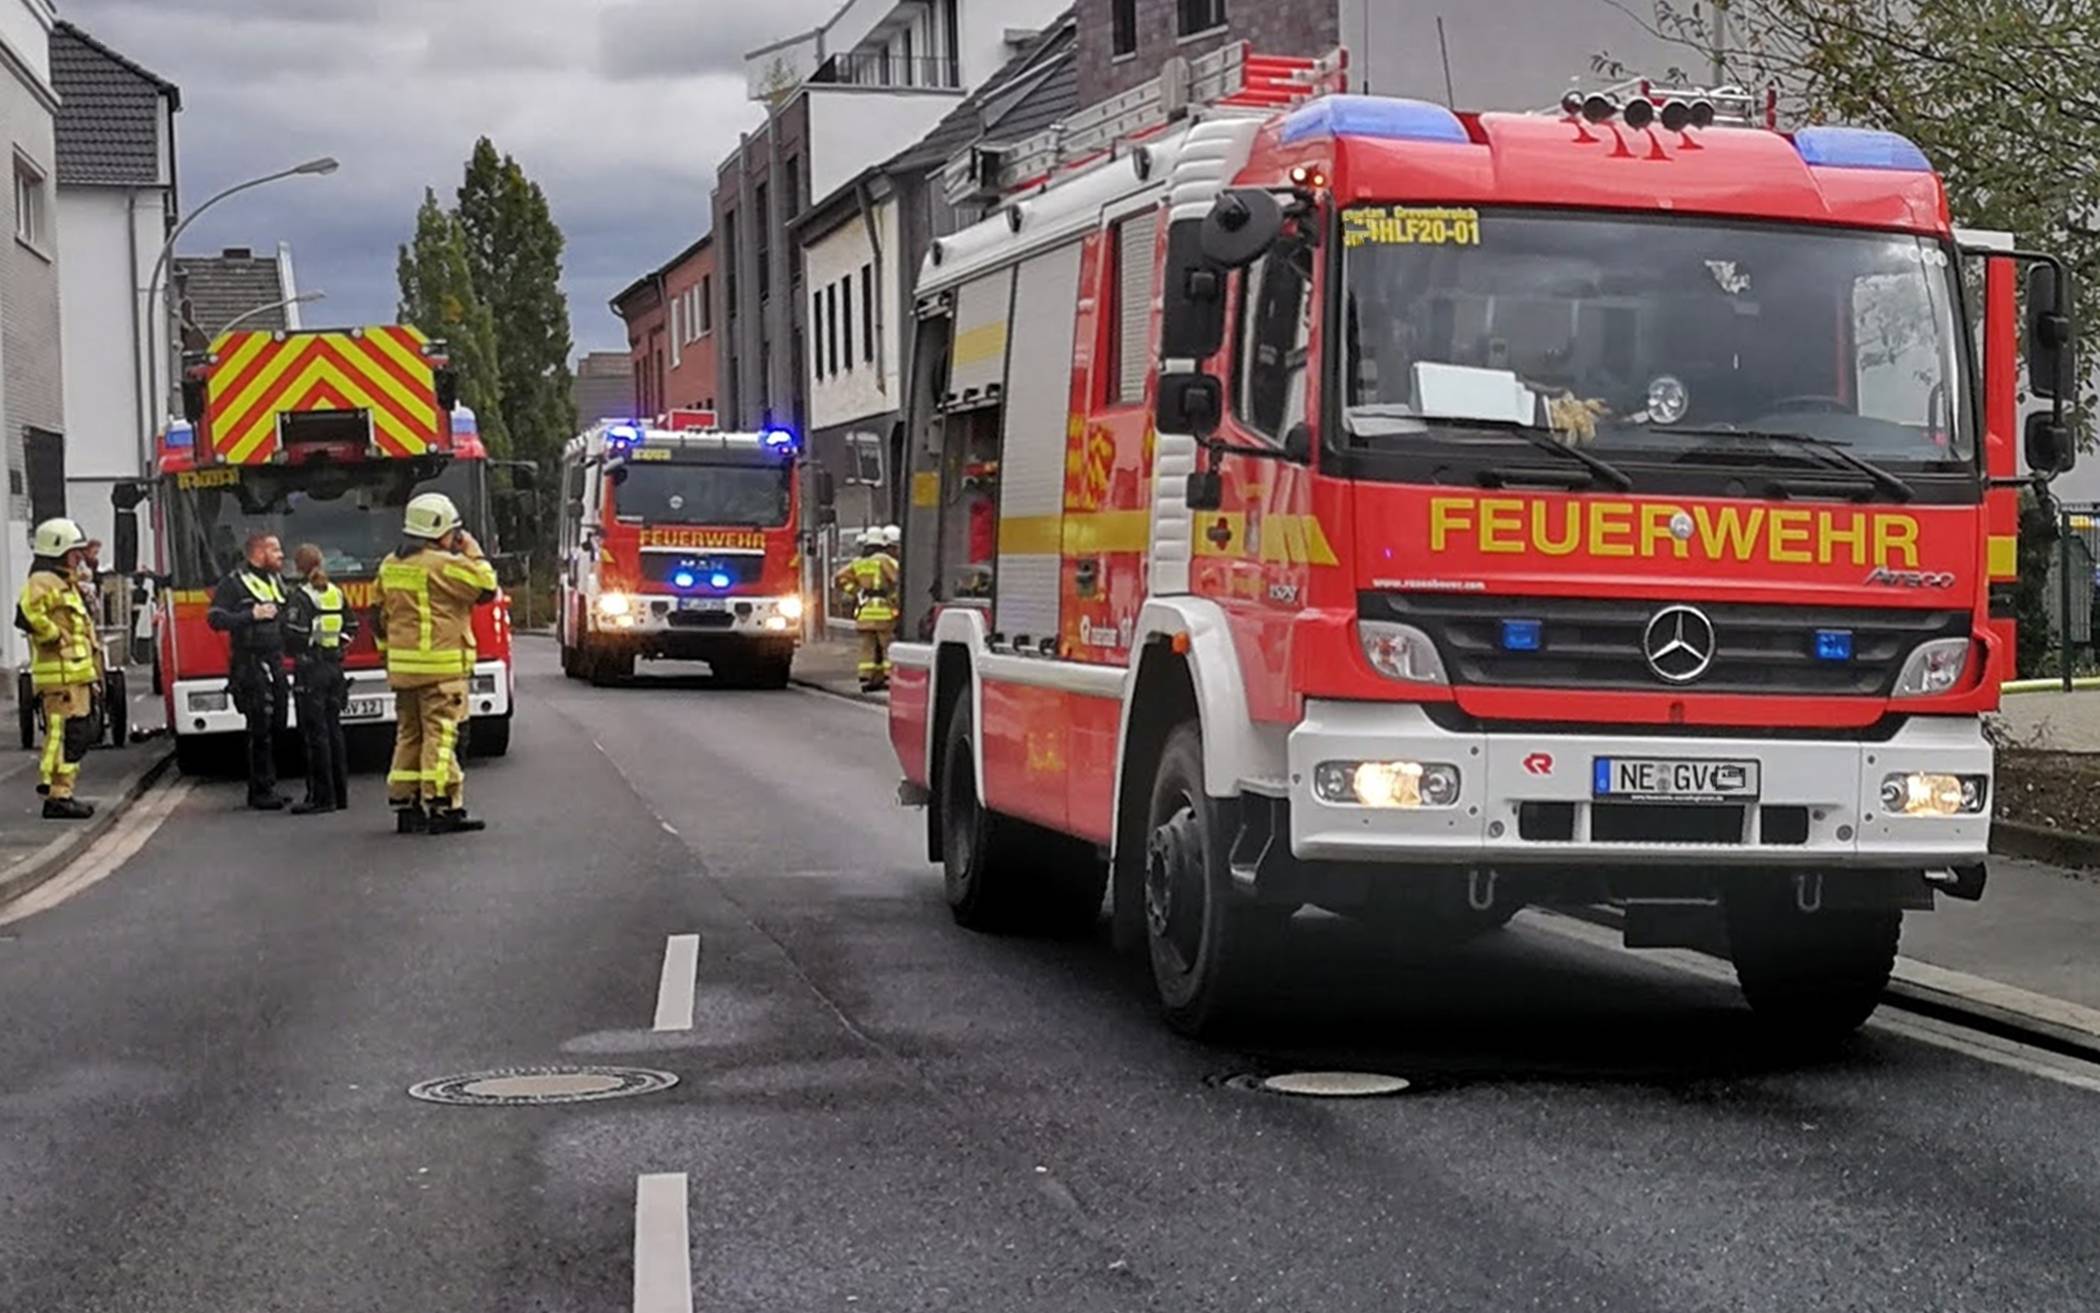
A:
[{"left": 208, "top": 531, "right": 291, "bottom": 810}]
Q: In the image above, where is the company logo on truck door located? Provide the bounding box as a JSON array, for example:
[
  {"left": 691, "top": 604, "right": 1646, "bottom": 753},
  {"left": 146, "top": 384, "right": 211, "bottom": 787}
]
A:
[
  {"left": 1426, "top": 496, "right": 1922, "bottom": 568},
  {"left": 637, "top": 527, "right": 766, "bottom": 551}
]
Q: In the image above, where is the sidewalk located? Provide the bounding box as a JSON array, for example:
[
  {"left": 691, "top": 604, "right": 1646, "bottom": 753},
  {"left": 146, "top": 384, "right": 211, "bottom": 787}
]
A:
[
  {"left": 1906, "top": 858, "right": 2100, "bottom": 1012},
  {"left": 792, "top": 633, "right": 888, "bottom": 703}
]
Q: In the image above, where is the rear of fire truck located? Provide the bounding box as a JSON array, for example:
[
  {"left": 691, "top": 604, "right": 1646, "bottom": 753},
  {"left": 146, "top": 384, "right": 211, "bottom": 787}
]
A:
[
  {"left": 555, "top": 421, "right": 804, "bottom": 687},
  {"left": 885, "top": 55, "right": 2080, "bottom": 1040},
  {"left": 153, "top": 326, "right": 517, "bottom": 773}
]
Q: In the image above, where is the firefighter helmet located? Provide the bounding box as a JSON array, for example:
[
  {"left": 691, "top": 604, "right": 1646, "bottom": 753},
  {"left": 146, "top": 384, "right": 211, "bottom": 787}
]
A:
[
  {"left": 881, "top": 525, "right": 902, "bottom": 548},
  {"left": 404, "top": 492, "right": 463, "bottom": 540},
  {"left": 31, "top": 517, "right": 86, "bottom": 558},
  {"left": 857, "top": 527, "right": 882, "bottom": 550}
]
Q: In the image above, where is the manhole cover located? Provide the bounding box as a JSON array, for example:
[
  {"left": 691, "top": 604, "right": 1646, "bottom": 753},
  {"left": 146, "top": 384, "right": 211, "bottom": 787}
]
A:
[
  {"left": 1260, "top": 1071, "right": 1411, "bottom": 1098},
  {"left": 408, "top": 1065, "right": 678, "bottom": 1107}
]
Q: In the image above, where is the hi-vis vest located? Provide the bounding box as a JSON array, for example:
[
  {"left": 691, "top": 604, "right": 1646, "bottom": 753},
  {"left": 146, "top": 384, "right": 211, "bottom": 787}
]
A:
[
  {"left": 19, "top": 570, "right": 97, "bottom": 691},
  {"left": 239, "top": 570, "right": 287, "bottom": 607},
  {"left": 375, "top": 546, "right": 498, "bottom": 686},
  {"left": 839, "top": 554, "right": 898, "bottom": 628},
  {"left": 301, "top": 582, "right": 348, "bottom": 652}
]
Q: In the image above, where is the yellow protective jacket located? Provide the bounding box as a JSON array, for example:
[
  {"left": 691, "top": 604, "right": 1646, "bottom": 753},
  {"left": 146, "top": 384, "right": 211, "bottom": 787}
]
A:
[
  {"left": 18, "top": 568, "right": 98, "bottom": 691},
  {"left": 834, "top": 553, "right": 898, "bottom": 630},
  {"left": 374, "top": 542, "right": 498, "bottom": 689}
]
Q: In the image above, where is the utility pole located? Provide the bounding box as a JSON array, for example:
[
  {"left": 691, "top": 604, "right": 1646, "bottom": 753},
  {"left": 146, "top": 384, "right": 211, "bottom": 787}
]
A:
[{"left": 1712, "top": 0, "right": 1730, "bottom": 85}]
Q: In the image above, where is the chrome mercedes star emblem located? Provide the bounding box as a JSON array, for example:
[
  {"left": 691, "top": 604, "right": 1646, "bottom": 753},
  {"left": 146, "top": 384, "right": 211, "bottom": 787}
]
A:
[
  {"left": 1668, "top": 511, "right": 1694, "bottom": 541},
  {"left": 1643, "top": 604, "right": 1716, "bottom": 683}
]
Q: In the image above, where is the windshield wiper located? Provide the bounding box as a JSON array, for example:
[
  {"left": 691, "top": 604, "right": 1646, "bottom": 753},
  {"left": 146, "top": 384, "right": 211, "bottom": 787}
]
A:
[
  {"left": 1404, "top": 416, "right": 1635, "bottom": 492},
  {"left": 1647, "top": 425, "right": 1914, "bottom": 503}
]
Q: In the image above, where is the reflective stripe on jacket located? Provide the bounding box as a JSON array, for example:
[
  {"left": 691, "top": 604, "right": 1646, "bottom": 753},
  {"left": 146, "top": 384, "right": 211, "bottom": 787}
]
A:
[
  {"left": 377, "top": 546, "right": 498, "bottom": 687},
  {"left": 19, "top": 570, "right": 97, "bottom": 690},
  {"left": 842, "top": 554, "right": 898, "bottom": 627}
]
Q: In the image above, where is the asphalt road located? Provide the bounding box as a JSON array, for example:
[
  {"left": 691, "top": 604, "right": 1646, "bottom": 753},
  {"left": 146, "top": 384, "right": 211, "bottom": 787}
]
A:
[{"left": 2, "top": 637, "right": 2098, "bottom": 1311}]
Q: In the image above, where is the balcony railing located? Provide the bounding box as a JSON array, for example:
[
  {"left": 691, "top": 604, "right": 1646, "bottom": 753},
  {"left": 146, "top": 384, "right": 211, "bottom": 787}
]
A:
[{"left": 811, "top": 51, "right": 960, "bottom": 91}]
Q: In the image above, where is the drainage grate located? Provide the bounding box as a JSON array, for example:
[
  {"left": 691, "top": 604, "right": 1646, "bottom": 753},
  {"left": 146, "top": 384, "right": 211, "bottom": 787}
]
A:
[{"left": 408, "top": 1065, "right": 678, "bottom": 1107}]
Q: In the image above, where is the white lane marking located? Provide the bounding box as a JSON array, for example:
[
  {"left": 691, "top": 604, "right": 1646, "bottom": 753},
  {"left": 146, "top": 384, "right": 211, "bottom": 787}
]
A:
[
  {"left": 1522, "top": 910, "right": 2100, "bottom": 1097},
  {"left": 633, "top": 1173, "right": 694, "bottom": 1313},
  {"left": 653, "top": 934, "right": 700, "bottom": 1032},
  {"left": 0, "top": 775, "right": 196, "bottom": 926},
  {"left": 660, "top": 821, "right": 680, "bottom": 837}
]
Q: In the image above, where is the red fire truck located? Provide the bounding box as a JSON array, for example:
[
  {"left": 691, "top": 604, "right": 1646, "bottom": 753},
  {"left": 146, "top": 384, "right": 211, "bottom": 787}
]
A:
[
  {"left": 885, "top": 47, "right": 2078, "bottom": 1038},
  {"left": 555, "top": 420, "right": 805, "bottom": 686},
  {"left": 141, "top": 326, "right": 518, "bottom": 774}
]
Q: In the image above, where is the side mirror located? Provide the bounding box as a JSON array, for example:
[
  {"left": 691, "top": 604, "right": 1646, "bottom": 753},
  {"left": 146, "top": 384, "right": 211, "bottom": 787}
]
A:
[
  {"left": 113, "top": 508, "right": 139, "bottom": 576},
  {"left": 2025, "top": 411, "right": 2077, "bottom": 478},
  {"left": 181, "top": 378, "right": 205, "bottom": 425},
  {"left": 1157, "top": 219, "right": 1228, "bottom": 361},
  {"left": 1156, "top": 371, "right": 1223, "bottom": 439},
  {"left": 1283, "top": 422, "right": 1314, "bottom": 464},
  {"left": 435, "top": 369, "right": 460, "bottom": 413},
  {"left": 1185, "top": 469, "right": 1224, "bottom": 512},
  {"left": 817, "top": 504, "right": 838, "bottom": 528},
  {"left": 814, "top": 467, "right": 836, "bottom": 507},
  {"left": 110, "top": 480, "right": 149, "bottom": 512},
  {"left": 1200, "top": 189, "right": 1284, "bottom": 269},
  {"left": 503, "top": 460, "right": 538, "bottom": 492},
  {"left": 2026, "top": 262, "right": 2076, "bottom": 403}
]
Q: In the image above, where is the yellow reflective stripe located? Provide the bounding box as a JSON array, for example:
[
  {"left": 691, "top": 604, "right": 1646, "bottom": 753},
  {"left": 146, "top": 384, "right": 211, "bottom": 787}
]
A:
[
  {"left": 443, "top": 560, "right": 497, "bottom": 590},
  {"left": 1988, "top": 534, "right": 2018, "bottom": 580},
  {"left": 387, "top": 650, "right": 474, "bottom": 674},
  {"left": 239, "top": 572, "right": 286, "bottom": 604},
  {"left": 39, "top": 714, "right": 62, "bottom": 781},
  {"left": 433, "top": 717, "right": 459, "bottom": 787},
  {"left": 379, "top": 560, "right": 434, "bottom": 651},
  {"left": 388, "top": 767, "right": 435, "bottom": 784}
]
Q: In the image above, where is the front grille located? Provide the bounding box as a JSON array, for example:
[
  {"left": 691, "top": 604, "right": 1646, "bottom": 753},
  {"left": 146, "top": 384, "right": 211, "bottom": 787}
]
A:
[
  {"left": 1592, "top": 803, "right": 1745, "bottom": 844},
  {"left": 640, "top": 553, "right": 764, "bottom": 587},
  {"left": 1362, "top": 593, "right": 1964, "bottom": 696}
]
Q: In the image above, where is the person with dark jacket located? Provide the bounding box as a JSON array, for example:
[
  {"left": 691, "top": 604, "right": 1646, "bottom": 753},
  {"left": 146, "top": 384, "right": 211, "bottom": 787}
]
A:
[
  {"left": 284, "top": 542, "right": 356, "bottom": 815},
  {"left": 208, "top": 532, "right": 290, "bottom": 810}
]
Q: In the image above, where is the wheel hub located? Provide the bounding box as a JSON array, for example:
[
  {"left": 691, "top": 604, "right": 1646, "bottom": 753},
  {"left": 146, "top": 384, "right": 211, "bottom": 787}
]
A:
[{"left": 1145, "top": 806, "right": 1206, "bottom": 971}]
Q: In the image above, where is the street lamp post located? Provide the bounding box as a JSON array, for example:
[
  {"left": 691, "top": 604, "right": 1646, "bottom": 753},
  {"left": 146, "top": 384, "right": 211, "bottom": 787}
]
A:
[
  {"left": 186, "top": 290, "right": 326, "bottom": 341},
  {"left": 137, "top": 156, "right": 338, "bottom": 470}
]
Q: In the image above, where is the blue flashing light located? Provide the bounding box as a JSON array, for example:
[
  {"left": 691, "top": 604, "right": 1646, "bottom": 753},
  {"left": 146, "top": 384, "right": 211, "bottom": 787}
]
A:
[
  {"left": 165, "top": 420, "right": 195, "bottom": 449},
  {"left": 1814, "top": 629, "right": 1855, "bottom": 662},
  {"left": 672, "top": 570, "right": 696, "bottom": 589},
  {"left": 1500, "top": 618, "right": 1543, "bottom": 653},
  {"left": 761, "top": 427, "right": 799, "bottom": 451},
  {"left": 1791, "top": 125, "right": 1931, "bottom": 173},
  {"left": 606, "top": 422, "right": 642, "bottom": 448},
  {"left": 710, "top": 572, "right": 732, "bottom": 590},
  {"left": 1278, "top": 95, "right": 1468, "bottom": 148}
]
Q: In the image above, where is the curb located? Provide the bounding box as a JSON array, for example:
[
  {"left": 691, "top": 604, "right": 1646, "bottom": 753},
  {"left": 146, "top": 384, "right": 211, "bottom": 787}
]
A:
[
  {"left": 788, "top": 676, "right": 888, "bottom": 707},
  {"left": 1990, "top": 818, "right": 2100, "bottom": 869},
  {"left": 0, "top": 746, "right": 175, "bottom": 911}
]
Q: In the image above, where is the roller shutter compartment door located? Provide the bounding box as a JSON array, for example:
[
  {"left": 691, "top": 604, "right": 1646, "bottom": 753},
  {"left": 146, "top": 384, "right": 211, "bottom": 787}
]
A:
[
  {"left": 993, "top": 243, "right": 1084, "bottom": 644},
  {"left": 945, "top": 271, "right": 1014, "bottom": 410}
]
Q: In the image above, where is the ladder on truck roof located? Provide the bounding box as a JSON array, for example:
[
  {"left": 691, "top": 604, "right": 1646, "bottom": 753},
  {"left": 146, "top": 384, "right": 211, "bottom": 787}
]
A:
[{"left": 943, "top": 42, "right": 1347, "bottom": 207}]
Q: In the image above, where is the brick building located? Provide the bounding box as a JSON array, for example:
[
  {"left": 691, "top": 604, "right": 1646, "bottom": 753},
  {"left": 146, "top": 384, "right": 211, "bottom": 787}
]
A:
[{"left": 610, "top": 233, "right": 717, "bottom": 421}]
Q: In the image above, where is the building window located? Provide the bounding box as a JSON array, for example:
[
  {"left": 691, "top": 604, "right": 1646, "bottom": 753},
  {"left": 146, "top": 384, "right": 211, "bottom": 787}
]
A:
[
  {"left": 826, "top": 283, "right": 840, "bottom": 379},
  {"left": 1177, "top": 0, "right": 1225, "bottom": 37},
  {"left": 13, "top": 153, "right": 46, "bottom": 250},
  {"left": 1112, "top": 0, "right": 1137, "bottom": 56},
  {"left": 845, "top": 431, "right": 885, "bottom": 485},
  {"left": 670, "top": 296, "right": 683, "bottom": 368},
  {"left": 700, "top": 275, "right": 713, "bottom": 335},
  {"left": 861, "top": 264, "right": 875, "bottom": 365},
  {"left": 812, "top": 288, "right": 827, "bottom": 380},
  {"left": 723, "top": 213, "right": 739, "bottom": 317},
  {"left": 756, "top": 182, "right": 771, "bottom": 302},
  {"left": 841, "top": 277, "right": 854, "bottom": 372}
]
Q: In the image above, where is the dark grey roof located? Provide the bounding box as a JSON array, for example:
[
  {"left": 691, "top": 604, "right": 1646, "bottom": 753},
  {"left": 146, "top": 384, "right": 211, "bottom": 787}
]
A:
[
  {"left": 885, "top": 11, "right": 1077, "bottom": 173},
  {"left": 52, "top": 22, "right": 179, "bottom": 187},
  {"left": 173, "top": 250, "right": 288, "bottom": 342}
]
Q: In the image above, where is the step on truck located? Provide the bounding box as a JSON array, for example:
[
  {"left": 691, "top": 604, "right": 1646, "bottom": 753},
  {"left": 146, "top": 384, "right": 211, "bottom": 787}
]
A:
[
  {"left": 883, "top": 47, "right": 2078, "bottom": 1038},
  {"left": 555, "top": 420, "right": 805, "bottom": 687},
  {"left": 133, "top": 326, "right": 523, "bottom": 774}
]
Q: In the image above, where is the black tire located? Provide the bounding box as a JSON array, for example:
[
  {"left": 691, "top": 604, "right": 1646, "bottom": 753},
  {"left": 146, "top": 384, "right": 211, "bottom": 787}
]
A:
[
  {"left": 757, "top": 652, "right": 793, "bottom": 690},
  {"left": 588, "top": 643, "right": 633, "bottom": 687},
  {"left": 174, "top": 734, "right": 220, "bottom": 777},
  {"left": 468, "top": 713, "right": 511, "bottom": 758},
  {"left": 17, "top": 670, "right": 35, "bottom": 751},
  {"left": 937, "top": 698, "right": 1106, "bottom": 935},
  {"left": 1726, "top": 881, "right": 1899, "bottom": 1041},
  {"left": 1142, "top": 722, "right": 1274, "bottom": 1037},
  {"left": 105, "top": 671, "right": 129, "bottom": 747},
  {"left": 559, "top": 640, "right": 581, "bottom": 680}
]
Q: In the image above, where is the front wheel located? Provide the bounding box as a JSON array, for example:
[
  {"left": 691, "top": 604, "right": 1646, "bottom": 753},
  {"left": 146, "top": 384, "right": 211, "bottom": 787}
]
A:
[
  {"left": 587, "top": 642, "right": 633, "bottom": 687},
  {"left": 17, "top": 670, "right": 35, "bottom": 751},
  {"left": 938, "top": 698, "right": 1104, "bottom": 935},
  {"left": 1143, "top": 722, "right": 1274, "bottom": 1037},
  {"left": 1726, "top": 880, "right": 1898, "bottom": 1042},
  {"left": 104, "top": 670, "right": 129, "bottom": 748},
  {"left": 468, "top": 713, "right": 511, "bottom": 758}
]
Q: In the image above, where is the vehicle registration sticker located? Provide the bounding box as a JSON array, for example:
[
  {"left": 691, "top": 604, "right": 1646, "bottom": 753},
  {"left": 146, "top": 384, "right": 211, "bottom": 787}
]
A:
[
  {"left": 343, "top": 698, "right": 386, "bottom": 721},
  {"left": 679, "top": 597, "right": 729, "bottom": 613},
  {"left": 1592, "top": 757, "right": 1760, "bottom": 803}
]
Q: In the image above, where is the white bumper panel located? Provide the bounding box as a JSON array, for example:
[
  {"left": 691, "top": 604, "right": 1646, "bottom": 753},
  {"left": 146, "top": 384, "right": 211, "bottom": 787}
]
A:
[
  {"left": 590, "top": 594, "right": 801, "bottom": 639},
  {"left": 171, "top": 661, "right": 512, "bottom": 737},
  {"left": 1286, "top": 700, "right": 1989, "bottom": 867}
]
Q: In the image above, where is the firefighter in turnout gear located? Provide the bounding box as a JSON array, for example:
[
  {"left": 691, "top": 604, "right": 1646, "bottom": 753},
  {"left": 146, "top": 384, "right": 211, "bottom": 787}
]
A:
[
  {"left": 375, "top": 492, "right": 497, "bottom": 835},
  {"left": 833, "top": 528, "right": 899, "bottom": 692},
  {"left": 16, "top": 518, "right": 99, "bottom": 818},
  {"left": 208, "top": 532, "right": 291, "bottom": 809},
  {"left": 285, "top": 543, "right": 357, "bottom": 816}
]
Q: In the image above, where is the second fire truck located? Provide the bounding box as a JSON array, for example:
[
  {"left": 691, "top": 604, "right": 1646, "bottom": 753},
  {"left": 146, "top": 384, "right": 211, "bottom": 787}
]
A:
[{"left": 883, "top": 46, "right": 2077, "bottom": 1038}]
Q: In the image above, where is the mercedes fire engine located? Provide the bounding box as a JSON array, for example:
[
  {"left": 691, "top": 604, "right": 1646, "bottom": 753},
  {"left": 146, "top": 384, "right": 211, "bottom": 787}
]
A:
[
  {"left": 884, "top": 46, "right": 2078, "bottom": 1038},
  {"left": 555, "top": 420, "right": 804, "bottom": 686},
  {"left": 146, "top": 325, "right": 517, "bottom": 774}
]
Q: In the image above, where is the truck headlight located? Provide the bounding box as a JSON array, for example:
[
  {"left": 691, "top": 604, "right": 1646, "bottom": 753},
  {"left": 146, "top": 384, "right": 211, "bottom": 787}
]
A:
[
  {"left": 596, "top": 592, "right": 633, "bottom": 618},
  {"left": 778, "top": 595, "right": 805, "bottom": 621},
  {"left": 1880, "top": 772, "right": 1988, "bottom": 816},
  {"left": 1892, "top": 637, "right": 1969, "bottom": 697},
  {"left": 1358, "top": 620, "right": 1447, "bottom": 685},
  {"left": 1313, "top": 760, "right": 1461, "bottom": 808}
]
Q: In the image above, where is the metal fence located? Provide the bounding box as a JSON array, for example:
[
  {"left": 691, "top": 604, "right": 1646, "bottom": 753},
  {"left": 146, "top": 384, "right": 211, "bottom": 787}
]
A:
[{"left": 2039, "top": 503, "right": 2100, "bottom": 688}]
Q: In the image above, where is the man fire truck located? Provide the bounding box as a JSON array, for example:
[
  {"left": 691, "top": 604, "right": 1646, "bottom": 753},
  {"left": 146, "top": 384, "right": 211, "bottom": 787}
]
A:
[
  {"left": 555, "top": 420, "right": 804, "bottom": 687},
  {"left": 884, "top": 46, "right": 2078, "bottom": 1039},
  {"left": 146, "top": 326, "right": 517, "bottom": 775}
]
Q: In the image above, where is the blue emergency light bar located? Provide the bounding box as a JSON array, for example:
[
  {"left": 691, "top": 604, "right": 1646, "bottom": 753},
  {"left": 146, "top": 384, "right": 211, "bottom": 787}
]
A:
[
  {"left": 166, "top": 420, "right": 195, "bottom": 449},
  {"left": 761, "top": 428, "right": 798, "bottom": 450},
  {"left": 1791, "top": 125, "right": 1931, "bottom": 172},
  {"left": 1279, "top": 95, "right": 1469, "bottom": 147}
]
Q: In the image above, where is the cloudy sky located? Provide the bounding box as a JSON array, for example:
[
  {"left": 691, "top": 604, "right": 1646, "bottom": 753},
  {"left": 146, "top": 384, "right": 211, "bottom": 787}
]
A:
[{"left": 62, "top": 0, "right": 841, "bottom": 356}]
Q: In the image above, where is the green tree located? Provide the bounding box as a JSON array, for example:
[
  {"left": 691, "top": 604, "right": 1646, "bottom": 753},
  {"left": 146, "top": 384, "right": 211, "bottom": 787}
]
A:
[
  {"left": 396, "top": 188, "right": 510, "bottom": 458},
  {"left": 456, "top": 138, "right": 576, "bottom": 498}
]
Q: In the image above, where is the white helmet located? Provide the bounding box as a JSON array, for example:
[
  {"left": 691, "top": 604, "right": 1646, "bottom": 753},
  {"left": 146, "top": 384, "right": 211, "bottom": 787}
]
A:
[
  {"left": 404, "top": 492, "right": 463, "bottom": 540},
  {"left": 32, "top": 517, "right": 85, "bottom": 558},
  {"left": 857, "top": 527, "right": 882, "bottom": 550},
  {"left": 881, "top": 525, "right": 902, "bottom": 548}
]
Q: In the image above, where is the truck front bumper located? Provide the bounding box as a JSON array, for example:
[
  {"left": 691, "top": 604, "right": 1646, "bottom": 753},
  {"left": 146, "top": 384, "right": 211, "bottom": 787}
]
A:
[
  {"left": 590, "top": 594, "right": 801, "bottom": 641},
  {"left": 1285, "top": 700, "right": 1989, "bottom": 869},
  {"left": 170, "top": 660, "right": 511, "bottom": 736}
]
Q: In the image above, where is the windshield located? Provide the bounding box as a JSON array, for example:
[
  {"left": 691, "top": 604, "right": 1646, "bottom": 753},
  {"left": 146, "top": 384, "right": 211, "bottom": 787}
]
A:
[
  {"left": 1340, "top": 208, "right": 1972, "bottom": 467},
  {"left": 167, "top": 459, "right": 487, "bottom": 588},
  {"left": 608, "top": 461, "right": 790, "bottom": 527}
]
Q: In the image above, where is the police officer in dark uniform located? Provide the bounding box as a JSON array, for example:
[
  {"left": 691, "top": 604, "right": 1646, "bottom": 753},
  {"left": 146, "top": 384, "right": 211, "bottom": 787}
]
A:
[
  {"left": 207, "top": 531, "right": 290, "bottom": 810},
  {"left": 284, "top": 542, "right": 356, "bottom": 815}
]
